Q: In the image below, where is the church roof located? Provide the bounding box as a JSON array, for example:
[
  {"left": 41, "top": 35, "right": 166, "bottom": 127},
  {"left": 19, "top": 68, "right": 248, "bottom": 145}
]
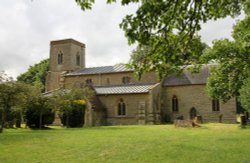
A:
[
  {"left": 66, "top": 64, "right": 133, "bottom": 76},
  {"left": 163, "top": 64, "right": 215, "bottom": 86},
  {"left": 95, "top": 83, "right": 158, "bottom": 95}
]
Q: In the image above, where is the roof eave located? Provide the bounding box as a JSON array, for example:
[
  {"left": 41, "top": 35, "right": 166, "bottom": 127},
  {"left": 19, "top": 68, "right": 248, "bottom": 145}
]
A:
[{"left": 65, "top": 70, "right": 134, "bottom": 77}]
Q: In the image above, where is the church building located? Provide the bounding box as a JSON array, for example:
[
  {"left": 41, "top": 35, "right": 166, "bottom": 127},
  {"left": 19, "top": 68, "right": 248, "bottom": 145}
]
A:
[{"left": 45, "top": 38, "right": 237, "bottom": 126}]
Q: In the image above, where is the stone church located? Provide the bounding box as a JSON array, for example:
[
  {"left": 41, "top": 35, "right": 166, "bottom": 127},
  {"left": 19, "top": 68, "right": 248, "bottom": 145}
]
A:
[{"left": 45, "top": 38, "right": 237, "bottom": 126}]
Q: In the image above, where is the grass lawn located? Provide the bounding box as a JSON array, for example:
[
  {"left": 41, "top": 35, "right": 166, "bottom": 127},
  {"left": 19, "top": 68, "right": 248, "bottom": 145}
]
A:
[{"left": 0, "top": 124, "right": 249, "bottom": 163}]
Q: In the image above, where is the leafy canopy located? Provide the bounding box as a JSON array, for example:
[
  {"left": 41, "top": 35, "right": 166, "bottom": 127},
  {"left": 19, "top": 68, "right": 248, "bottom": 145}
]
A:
[
  {"left": 203, "top": 15, "right": 250, "bottom": 102},
  {"left": 239, "top": 78, "right": 250, "bottom": 111},
  {"left": 17, "top": 59, "right": 49, "bottom": 92},
  {"left": 0, "top": 72, "right": 35, "bottom": 131},
  {"left": 75, "top": 0, "right": 248, "bottom": 77},
  {"left": 75, "top": 1, "right": 250, "bottom": 105}
]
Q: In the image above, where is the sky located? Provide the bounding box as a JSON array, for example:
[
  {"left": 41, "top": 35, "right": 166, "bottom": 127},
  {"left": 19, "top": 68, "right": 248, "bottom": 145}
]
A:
[{"left": 0, "top": 0, "right": 244, "bottom": 79}]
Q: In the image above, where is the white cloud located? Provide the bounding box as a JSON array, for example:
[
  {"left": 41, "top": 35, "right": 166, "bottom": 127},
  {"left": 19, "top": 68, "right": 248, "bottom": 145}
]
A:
[
  {"left": 0, "top": 0, "right": 244, "bottom": 78},
  {"left": 200, "top": 14, "right": 245, "bottom": 46}
]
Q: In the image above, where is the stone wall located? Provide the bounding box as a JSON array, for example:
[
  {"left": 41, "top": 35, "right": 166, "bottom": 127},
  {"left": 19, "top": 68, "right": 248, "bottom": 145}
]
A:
[
  {"left": 162, "top": 85, "right": 236, "bottom": 123},
  {"left": 45, "top": 71, "right": 61, "bottom": 92},
  {"left": 98, "top": 93, "right": 150, "bottom": 125},
  {"left": 46, "top": 39, "right": 86, "bottom": 92},
  {"left": 49, "top": 39, "right": 85, "bottom": 72},
  {"left": 148, "top": 83, "right": 162, "bottom": 124},
  {"left": 64, "top": 71, "right": 159, "bottom": 88}
]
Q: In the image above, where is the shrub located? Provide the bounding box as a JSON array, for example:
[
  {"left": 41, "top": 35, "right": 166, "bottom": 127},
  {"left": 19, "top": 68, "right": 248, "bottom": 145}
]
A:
[
  {"left": 25, "top": 99, "right": 55, "bottom": 128},
  {"left": 60, "top": 100, "right": 86, "bottom": 128}
]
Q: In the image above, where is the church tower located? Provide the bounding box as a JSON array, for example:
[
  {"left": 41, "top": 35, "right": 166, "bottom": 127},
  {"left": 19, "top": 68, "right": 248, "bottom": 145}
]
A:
[{"left": 45, "top": 39, "right": 86, "bottom": 92}]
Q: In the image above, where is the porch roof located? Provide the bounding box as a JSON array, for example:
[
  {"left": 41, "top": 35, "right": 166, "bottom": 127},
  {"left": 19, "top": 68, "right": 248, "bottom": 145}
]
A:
[{"left": 95, "top": 83, "right": 158, "bottom": 95}]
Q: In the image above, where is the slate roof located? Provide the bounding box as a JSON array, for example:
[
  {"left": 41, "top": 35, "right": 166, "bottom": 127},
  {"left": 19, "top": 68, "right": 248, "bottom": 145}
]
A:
[
  {"left": 66, "top": 64, "right": 133, "bottom": 76},
  {"left": 95, "top": 83, "right": 158, "bottom": 95},
  {"left": 163, "top": 64, "right": 215, "bottom": 86}
]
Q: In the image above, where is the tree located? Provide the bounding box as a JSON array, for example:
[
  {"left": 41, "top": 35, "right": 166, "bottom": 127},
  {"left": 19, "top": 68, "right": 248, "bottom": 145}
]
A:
[
  {"left": 52, "top": 86, "right": 94, "bottom": 128},
  {"left": 239, "top": 78, "right": 250, "bottom": 112},
  {"left": 0, "top": 72, "right": 30, "bottom": 132},
  {"left": 128, "top": 36, "right": 208, "bottom": 79},
  {"left": 24, "top": 93, "right": 55, "bottom": 129},
  {"left": 75, "top": 0, "right": 249, "bottom": 77},
  {"left": 60, "top": 100, "right": 86, "bottom": 127},
  {"left": 17, "top": 59, "right": 49, "bottom": 92},
  {"left": 203, "top": 15, "right": 250, "bottom": 103}
]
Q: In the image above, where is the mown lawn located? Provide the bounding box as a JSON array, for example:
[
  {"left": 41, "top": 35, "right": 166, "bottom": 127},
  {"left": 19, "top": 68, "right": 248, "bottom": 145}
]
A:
[{"left": 0, "top": 124, "right": 249, "bottom": 163}]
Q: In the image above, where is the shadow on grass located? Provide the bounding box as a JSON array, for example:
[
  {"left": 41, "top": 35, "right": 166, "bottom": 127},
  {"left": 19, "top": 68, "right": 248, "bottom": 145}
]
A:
[
  {"left": 29, "top": 126, "right": 56, "bottom": 130},
  {"left": 238, "top": 125, "right": 250, "bottom": 129}
]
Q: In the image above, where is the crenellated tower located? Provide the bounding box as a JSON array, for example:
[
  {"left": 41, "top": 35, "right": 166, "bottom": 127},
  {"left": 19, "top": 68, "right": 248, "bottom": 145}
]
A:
[{"left": 45, "top": 39, "right": 85, "bottom": 92}]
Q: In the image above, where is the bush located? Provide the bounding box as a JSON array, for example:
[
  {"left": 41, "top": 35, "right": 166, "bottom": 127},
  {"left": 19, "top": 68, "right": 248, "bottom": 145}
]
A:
[
  {"left": 60, "top": 100, "right": 86, "bottom": 128},
  {"left": 25, "top": 99, "right": 55, "bottom": 128}
]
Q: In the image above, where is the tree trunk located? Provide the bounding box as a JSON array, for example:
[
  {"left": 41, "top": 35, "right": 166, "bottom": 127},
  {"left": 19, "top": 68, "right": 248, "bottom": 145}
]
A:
[
  {"left": 39, "top": 108, "right": 42, "bottom": 129},
  {"left": 66, "top": 112, "right": 69, "bottom": 128},
  {"left": 0, "top": 119, "right": 3, "bottom": 133},
  {"left": 0, "top": 109, "right": 4, "bottom": 133}
]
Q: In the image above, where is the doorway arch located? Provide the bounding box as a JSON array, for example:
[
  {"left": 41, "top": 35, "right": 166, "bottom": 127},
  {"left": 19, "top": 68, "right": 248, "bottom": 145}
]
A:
[{"left": 190, "top": 107, "right": 197, "bottom": 120}]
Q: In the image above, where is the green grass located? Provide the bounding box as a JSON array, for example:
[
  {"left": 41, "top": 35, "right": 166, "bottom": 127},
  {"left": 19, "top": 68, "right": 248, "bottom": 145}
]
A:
[{"left": 0, "top": 124, "right": 249, "bottom": 163}]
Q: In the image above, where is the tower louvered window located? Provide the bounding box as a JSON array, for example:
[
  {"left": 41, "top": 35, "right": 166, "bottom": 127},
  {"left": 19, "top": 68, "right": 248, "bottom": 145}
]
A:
[
  {"left": 76, "top": 53, "right": 80, "bottom": 66},
  {"left": 58, "top": 52, "right": 63, "bottom": 65}
]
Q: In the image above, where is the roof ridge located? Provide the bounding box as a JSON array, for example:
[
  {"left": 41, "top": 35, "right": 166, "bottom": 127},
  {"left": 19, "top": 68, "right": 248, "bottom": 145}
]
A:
[
  {"left": 83, "top": 63, "right": 127, "bottom": 69},
  {"left": 94, "top": 83, "right": 158, "bottom": 88},
  {"left": 65, "top": 64, "right": 133, "bottom": 76}
]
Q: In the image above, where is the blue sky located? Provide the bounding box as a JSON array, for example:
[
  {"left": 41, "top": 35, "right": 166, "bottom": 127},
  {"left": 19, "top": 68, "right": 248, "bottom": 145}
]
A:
[{"left": 0, "top": 0, "right": 244, "bottom": 78}]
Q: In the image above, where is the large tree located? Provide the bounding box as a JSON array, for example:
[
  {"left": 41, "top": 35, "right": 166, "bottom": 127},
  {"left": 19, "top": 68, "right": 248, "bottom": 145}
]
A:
[
  {"left": 128, "top": 36, "right": 208, "bottom": 79},
  {"left": 17, "top": 59, "right": 49, "bottom": 92},
  {"left": 0, "top": 72, "right": 31, "bottom": 132},
  {"left": 75, "top": 0, "right": 250, "bottom": 110},
  {"left": 203, "top": 15, "right": 250, "bottom": 103},
  {"left": 24, "top": 90, "right": 55, "bottom": 129},
  {"left": 75, "top": 0, "right": 249, "bottom": 77},
  {"left": 52, "top": 86, "right": 94, "bottom": 128},
  {"left": 239, "top": 78, "right": 250, "bottom": 112}
]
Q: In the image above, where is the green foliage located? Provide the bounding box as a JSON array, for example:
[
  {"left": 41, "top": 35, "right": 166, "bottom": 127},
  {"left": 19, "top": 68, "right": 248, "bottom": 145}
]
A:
[
  {"left": 203, "top": 16, "right": 250, "bottom": 102},
  {"left": 0, "top": 72, "right": 31, "bottom": 130},
  {"left": 17, "top": 59, "right": 49, "bottom": 92},
  {"left": 75, "top": 0, "right": 247, "bottom": 77},
  {"left": 239, "top": 78, "right": 250, "bottom": 111},
  {"left": 25, "top": 96, "right": 55, "bottom": 128},
  {"left": 128, "top": 36, "right": 208, "bottom": 79},
  {"left": 53, "top": 87, "right": 94, "bottom": 102},
  {"left": 60, "top": 100, "right": 86, "bottom": 127},
  {"left": 52, "top": 87, "right": 93, "bottom": 128}
]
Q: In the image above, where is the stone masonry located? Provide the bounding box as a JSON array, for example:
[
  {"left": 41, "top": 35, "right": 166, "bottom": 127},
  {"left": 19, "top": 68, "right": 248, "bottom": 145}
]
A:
[{"left": 45, "top": 38, "right": 237, "bottom": 126}]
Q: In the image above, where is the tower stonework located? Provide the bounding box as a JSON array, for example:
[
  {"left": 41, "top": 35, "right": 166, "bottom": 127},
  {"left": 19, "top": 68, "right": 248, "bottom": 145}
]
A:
[{"left": 45, "top": 39, "right": 86, "bottom": 92}]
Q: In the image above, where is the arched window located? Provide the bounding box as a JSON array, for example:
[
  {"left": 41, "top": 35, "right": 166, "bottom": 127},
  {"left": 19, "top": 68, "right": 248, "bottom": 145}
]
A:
[
  {"left": 212, "top": 99, "right": 220, "bottom": 111},
  {"left": 122, "top": 76, "right": 130, "bottom": 84},
  {"left": 118, "top": 98, "right": 126, "bottom": 116},
  {"left": 58, "top": 52, "right": 63, "bottom": 65},
  {"left": 172, "top": 95, "right": 178, "bottom": 112},
  {"left": 76, "top": 52, "right": 80, "bottom": 66},
  {"left": 86, "top": 79, "right": 93, "bottom": 85}
]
